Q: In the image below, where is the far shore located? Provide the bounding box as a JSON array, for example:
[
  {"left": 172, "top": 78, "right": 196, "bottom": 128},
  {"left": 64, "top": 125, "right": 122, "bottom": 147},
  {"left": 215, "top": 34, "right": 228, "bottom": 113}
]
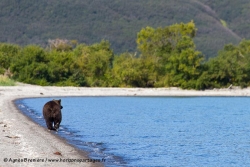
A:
[
  {"left": 2, "top": 84, "right": 250, "bottom": 97},
  {"left": 1, "top": 84, "right": 250, "bottom": 167}
]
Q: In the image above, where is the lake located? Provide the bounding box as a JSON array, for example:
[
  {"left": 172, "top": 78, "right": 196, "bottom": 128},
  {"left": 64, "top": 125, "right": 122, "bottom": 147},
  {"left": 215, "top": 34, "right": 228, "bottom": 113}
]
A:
[{"left": 15, "top": 97, "right": 250, "bottom": 167}]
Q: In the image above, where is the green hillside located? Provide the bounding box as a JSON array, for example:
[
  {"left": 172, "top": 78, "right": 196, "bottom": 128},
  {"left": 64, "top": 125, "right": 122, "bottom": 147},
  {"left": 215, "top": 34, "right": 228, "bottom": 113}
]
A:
[
  {"left": 0, "top": 0, "right": 248, "bottom": 58},
  {"left": 200, "top": 0, "right": 250, "bottom": 38}
]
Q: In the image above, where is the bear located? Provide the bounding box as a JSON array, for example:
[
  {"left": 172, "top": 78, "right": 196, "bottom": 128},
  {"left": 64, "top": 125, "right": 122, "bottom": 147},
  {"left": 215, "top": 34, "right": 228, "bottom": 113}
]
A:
[{"left": 43, "top": 99, "right": 63, "bottom": 131}]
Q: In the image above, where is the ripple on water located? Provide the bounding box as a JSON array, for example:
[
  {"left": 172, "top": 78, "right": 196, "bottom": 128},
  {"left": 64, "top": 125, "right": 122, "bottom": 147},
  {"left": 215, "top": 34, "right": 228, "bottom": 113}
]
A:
[{"left": 15, "top": 97, "right": 250, "bottom": 167}]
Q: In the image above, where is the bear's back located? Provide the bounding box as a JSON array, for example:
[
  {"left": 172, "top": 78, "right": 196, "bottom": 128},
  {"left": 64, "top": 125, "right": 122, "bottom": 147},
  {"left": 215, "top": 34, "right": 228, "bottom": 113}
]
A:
[
  {"left": 43, "top": 101, "right": 59, "bottom": 110},
  {"left": 43, "top": 100, "right": 62, "bottom": 117}
]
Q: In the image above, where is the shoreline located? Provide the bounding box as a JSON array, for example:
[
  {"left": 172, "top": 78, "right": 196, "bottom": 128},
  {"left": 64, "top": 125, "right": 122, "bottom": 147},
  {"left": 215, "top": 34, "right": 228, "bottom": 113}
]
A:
[
  {"left": 2, "top": 85, "right": 250, "bottom": 97},
  {"left": 0, "top": 86, "right": 109, "bottom": 167},
  {"left": 1, "top": 85, "right": 250, "bottom": 167},
  {"left": 12, "top": 99, "right": 100, "bottom": 164}
]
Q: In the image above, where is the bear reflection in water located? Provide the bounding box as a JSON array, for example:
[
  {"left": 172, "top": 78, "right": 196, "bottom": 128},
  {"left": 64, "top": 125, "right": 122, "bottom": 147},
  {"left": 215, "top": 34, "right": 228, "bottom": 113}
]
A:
[{"left": 43, "top": 99, "right": 63, "bottom": 131}]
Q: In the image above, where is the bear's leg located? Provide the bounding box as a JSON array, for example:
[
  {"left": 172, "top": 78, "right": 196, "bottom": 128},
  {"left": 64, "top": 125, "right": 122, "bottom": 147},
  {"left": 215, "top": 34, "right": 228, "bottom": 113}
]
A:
[
  {"left": 45, "top": 120, "right": 56, "bottom": 131},
  {"left": 54, "top": 121, "right": 60, "bottom": 131}
]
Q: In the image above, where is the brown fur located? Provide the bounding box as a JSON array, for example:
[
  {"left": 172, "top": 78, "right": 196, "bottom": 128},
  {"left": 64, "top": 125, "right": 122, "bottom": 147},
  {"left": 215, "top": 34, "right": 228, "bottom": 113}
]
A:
[{"left": 43, "top": 99, "right": 63, "bottom": 131}]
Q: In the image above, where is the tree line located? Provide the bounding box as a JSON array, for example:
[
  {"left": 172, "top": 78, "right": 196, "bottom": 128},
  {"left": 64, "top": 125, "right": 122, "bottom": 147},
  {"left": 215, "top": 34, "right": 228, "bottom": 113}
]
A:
[{"left": 0, "top": 21, "right": 250, "bottom": 89}]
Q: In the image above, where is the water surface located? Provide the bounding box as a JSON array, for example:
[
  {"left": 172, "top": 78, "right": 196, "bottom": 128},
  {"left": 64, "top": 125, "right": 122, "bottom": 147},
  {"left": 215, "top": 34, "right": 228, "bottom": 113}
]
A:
[{"left": 15, "top": 97, "right": 250, "bottom": 167}]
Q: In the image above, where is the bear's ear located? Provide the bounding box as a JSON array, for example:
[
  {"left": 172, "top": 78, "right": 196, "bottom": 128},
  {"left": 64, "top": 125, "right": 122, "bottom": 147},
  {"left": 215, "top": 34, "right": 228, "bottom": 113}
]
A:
[{"left": 58, "top": 99, "right": 61, "bottom": 104}]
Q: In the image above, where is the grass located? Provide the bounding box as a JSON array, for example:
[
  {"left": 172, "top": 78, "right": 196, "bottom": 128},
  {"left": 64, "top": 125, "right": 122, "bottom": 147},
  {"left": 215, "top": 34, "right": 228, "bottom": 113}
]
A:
[
  {"left": 0, "top": 75, "right": 16, "bottom": 86},
  {"left": 220, "top": 19, "right": 228, "bottom": 28}
]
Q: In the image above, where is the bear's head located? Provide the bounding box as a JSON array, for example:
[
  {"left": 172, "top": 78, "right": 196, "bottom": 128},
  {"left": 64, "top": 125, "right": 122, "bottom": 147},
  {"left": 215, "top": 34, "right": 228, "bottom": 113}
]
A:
[{"left": 53, "top": 99, "right": 63, "bottom": 109}]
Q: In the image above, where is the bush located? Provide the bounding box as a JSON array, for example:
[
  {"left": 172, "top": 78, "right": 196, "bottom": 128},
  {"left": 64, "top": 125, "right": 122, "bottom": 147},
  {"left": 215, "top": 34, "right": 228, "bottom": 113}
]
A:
[{"left": 0, "top": 75, "right": 15, "bottom": 86}]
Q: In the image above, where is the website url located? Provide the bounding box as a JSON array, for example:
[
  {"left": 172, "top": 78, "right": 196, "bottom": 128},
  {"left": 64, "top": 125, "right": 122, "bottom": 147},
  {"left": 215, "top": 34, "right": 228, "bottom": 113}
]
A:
[{"left": 4, "top": 158, "right": 106, "bottom": 163}]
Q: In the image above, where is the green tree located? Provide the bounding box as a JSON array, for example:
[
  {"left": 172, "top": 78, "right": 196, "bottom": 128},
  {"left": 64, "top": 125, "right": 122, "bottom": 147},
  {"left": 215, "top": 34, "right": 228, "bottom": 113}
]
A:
[
  {"left": 11, "top": 45, "right": 49, "bottom": 84},
  {"left": 46, "top": 50, "right": 81, "bottom": 86},
  {"left": 11, "top": 44, "right": 86, "bottom": 86},
  {"left": 74, "top": 40, "right": 114, "bottom": 86},
  {"left": 0, "top": 43, "right": 20, "bottom": 74},
  {"left": 137, "top": 21, "right": 196, "bottom": 57},
  {"left": 112, "top": 53, "right": 150, "bottom": 87},
  {"left": 166, "top": 36, "right": 204, "bottom": 89},
  {"left": 201, "top": 40, "right": 250, "bottom": 88},
  {"left": 136, "top": 21, "right": 204, "bottom": 89}
]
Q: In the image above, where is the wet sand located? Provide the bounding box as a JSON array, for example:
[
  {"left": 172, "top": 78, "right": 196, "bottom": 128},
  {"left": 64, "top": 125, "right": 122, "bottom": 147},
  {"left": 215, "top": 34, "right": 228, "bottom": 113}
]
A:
[{"left": 1, "top": 85, "right": 250, "bottom": 167}]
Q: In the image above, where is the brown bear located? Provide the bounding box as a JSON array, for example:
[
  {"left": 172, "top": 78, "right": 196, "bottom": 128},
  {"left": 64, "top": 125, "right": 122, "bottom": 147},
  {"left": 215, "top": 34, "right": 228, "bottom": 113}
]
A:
[{"left": 43, "top": 99, "right": 63, "bottom": 131}]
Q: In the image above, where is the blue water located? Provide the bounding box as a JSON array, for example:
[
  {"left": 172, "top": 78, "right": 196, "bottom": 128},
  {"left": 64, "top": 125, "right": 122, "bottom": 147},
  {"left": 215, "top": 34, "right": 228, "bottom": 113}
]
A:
[{"left": 15, "top": 97, "right": 250, "bottom": 167}]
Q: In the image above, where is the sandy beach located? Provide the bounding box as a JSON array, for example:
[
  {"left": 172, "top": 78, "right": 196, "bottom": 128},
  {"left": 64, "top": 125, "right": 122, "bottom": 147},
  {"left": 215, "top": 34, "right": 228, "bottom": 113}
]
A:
[{"left": 1, "top": 85, "right": 250, "bottom": 167}]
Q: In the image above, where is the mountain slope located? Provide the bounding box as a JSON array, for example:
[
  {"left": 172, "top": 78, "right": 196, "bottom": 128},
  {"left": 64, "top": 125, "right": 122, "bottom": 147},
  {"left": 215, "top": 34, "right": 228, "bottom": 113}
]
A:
[
  {"left": 199, "top": 0, "right": 250, "bottom": 39},
  {"left": 0, "top": 0, "right": 247, "bottom": 58}
]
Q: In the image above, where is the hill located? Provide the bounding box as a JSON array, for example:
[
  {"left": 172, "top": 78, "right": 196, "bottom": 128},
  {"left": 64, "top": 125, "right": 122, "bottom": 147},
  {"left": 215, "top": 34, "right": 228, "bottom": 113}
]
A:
[{"left": 0, "top": 0, "right": 249, "bottom": 58}]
